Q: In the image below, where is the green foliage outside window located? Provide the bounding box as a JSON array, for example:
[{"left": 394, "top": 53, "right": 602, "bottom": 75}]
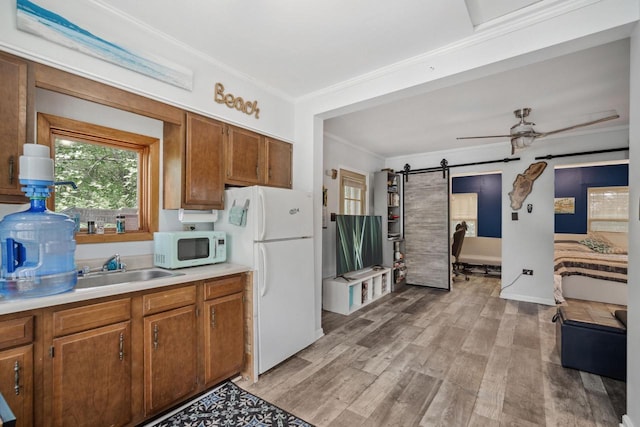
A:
[{"left": 54, "top": 138, "right": 139, "bottom": 212}]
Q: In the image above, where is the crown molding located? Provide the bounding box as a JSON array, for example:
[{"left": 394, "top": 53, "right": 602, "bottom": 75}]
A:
[{"left": 323, "top": 131, "right": 385, "bottom": 160}]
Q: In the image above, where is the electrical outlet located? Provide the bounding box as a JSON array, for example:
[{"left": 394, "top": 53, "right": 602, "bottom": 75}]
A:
[
  {"left": 522, "top": 269, "right": 533, "bottom": 276},
  {"left": 182, "top": 223, "right": 196, "bottom": 231}
]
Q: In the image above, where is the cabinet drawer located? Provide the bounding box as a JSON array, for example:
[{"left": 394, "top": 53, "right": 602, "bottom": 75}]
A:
[
  {"left": 53, "top": 299, "right": 131, "bottom": 337},
  {"left": 143, "top": 285, "right": 196, "bottom": 316},
  {"left": 0, "top": 316, "right": 33, "bottom": 350},
  {"left": 204, "top": 275, "right": 244, "bottom": 300}
]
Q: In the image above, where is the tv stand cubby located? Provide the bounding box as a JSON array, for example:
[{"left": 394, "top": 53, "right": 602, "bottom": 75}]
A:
[{"left": 322, "top": 267, "right": 391, "bottom": 315}]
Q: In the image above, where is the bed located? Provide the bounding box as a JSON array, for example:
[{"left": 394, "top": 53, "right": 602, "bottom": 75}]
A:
[{"left": 554, "top": 233, "right": 628, "bottom": 305}]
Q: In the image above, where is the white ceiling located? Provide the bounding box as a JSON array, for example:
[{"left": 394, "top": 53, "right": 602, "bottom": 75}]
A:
[
  {"left": 93, "top": 0, "right": 630, "bottom": 158},
  {"left": 325, "top": 39, "right": 630, "bottom": 157}
]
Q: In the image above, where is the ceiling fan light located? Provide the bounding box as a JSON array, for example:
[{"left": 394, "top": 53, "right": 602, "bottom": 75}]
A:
[
  {"left": 510, "top": 122, "right": 534, "bottom": 136},
  {"left": 511, "top": 135, "right": 534, "bottom": 152}
]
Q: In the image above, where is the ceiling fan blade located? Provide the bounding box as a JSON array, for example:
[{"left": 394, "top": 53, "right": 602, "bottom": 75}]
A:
[
  {"left": 456, "top": 134, "right": 512, "bottom": 140},
  {"left": 538, "top": 114, "right": 620, "bottom": 138}
]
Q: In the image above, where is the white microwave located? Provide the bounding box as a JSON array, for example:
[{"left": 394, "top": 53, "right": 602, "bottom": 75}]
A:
[{"left": 153, "top": 231, "right": 226, "bottom": 269}]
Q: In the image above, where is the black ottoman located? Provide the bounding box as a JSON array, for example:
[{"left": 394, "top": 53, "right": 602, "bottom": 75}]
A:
[{"left": 553, "top": 306, "right": 626, "bottom": 381}]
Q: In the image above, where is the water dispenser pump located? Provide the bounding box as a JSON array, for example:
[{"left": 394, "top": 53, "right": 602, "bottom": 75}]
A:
[{"left": 0, "top": 144, "right": 77, "bottom": 299}]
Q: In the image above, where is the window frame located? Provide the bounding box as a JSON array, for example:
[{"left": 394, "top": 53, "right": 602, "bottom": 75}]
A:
[
  {"left": 587, "top": 185, "right": 629, "bottom": 233},
  {"left": 339, "top": 169, "right": 367, "bottom": 215},
  {"left": 37, "top": 113, "right": 159, "bottom": 244}
]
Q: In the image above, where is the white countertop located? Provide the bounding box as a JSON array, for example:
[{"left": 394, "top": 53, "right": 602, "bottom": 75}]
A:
[{"left": 0, "top": 263, "right": 251, "bottom": 315}]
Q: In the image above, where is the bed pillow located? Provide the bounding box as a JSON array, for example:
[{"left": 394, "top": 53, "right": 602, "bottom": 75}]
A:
[{"left": 580, "top": 232, "right": 627, "bottom": 254}]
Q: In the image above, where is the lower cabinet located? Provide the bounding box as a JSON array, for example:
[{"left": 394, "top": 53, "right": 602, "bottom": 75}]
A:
[
  {"left": 0, "top": 272, "right": 247, "bottom": 427},
  {"left": 203, "top": 292, "right": 244, "bottom": 386},
  {"left": 51, "top": 322, "right": 131, "bottom": 427},
  {"left": 0, "top": 345, "right": 33, "bottom": 427},
  {"left": 48, "top": 298, "right": 132, "bottom": 427},
  {"left": 143, "top": 305, "right": 197, "bottom": 415}
]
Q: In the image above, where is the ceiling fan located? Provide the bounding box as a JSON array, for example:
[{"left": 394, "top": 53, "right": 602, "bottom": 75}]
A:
[{"left": 457, "top": 108, "right": 620, "bottom": 155}]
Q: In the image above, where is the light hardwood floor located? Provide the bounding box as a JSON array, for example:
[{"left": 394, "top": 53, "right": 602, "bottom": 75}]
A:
[{"left": 237, "top": 275, "right": 626, "bottom": 426}]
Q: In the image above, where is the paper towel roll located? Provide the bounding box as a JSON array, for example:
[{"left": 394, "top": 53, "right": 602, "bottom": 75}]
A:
[{"left": 178, "top": 209, "right": 219, "bottom": 223}]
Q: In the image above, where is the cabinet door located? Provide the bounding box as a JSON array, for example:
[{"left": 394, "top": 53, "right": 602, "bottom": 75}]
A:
[
  {"left": 184, "top": 112, "right": 225, "bottom": 209},
  {"left": 51, "top": 322, "right": 131, "bottom": 427},
  {"left": 144, "top": 305, "right": 197, "bottom": 415},
  {"left": 0, "top": 52, "right": 29, "bottom": 203},
  {"left": 264, "top": 138, "right": 292, "bottom": 188},
  {"left": 225, "top": 126, "right": 263, "bottom": 186},
  {"left": 0, "top": 345, "right": 33, "bottom": 427},
  {"left": 203, "top": 292, "right": 244, "bottom": 386}
]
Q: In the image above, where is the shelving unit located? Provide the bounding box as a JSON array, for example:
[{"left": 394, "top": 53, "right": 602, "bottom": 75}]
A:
[
  {"left": 374, "top": 170, "right": 406, "bottom": 290},
  {"left": 322, "top": 267, "right": 391, "bottom": 315}
]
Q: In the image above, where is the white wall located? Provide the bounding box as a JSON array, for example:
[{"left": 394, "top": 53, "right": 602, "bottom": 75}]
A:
[
  {"left": 322, "top": 135, "right": 384, "bottom": 278},
  {"left": 625, "top": 19, "right": 639, "bottom": 427}
]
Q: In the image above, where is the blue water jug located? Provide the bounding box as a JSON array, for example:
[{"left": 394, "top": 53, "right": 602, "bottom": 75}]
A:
[{"left": 0, "top": 198, "right": 77, "bottom": 298}]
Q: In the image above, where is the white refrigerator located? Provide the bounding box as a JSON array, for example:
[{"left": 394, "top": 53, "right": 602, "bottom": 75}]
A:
[{"left": 216, "top": 186, "right": 316, "bottom": 378}]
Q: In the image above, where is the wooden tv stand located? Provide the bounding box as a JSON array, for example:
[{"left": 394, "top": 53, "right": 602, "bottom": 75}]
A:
[{"left": 322, "top": 267, "right": 391, "bottom": 315}]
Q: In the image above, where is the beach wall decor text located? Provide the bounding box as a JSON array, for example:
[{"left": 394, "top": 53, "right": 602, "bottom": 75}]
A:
[{"left": 214, "top": 83, "right": 260, "bottom": 119}]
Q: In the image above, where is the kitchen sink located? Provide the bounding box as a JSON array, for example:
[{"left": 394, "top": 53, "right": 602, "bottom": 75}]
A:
[{"left": 76, "top": 268, "right": 184, "bottom": 289}]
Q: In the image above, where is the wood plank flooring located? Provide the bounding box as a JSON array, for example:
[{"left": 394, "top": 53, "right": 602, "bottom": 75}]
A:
[{"left": 236, "top": 275, "right": 626, "bottom": 426}]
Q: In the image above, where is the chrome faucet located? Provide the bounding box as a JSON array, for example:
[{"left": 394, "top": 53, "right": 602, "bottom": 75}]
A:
[{"left": 103, "top": 254, "right": 126, "bottom": 272}]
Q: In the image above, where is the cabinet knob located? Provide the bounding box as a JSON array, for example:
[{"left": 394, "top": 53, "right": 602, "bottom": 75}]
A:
[{"left": 210, "top": 307, "right": 216, "bottom": 328}]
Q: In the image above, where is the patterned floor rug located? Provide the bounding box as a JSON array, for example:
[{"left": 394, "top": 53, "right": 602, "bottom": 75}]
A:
[{"left": 144, "top": 380, "right": 314, "bottom": 427}]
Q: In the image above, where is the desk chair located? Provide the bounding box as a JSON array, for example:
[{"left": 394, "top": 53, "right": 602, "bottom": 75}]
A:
[{"left": 452, "top": 223, "right": 469, "bottom": 281}]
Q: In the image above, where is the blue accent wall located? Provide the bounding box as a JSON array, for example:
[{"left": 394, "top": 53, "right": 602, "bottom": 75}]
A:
[
  {"left": 555, "top": 164, "right": 628, "bottom": 234},
  {"left": 452, "top": 173, "right": 502, "bottom": 238}
]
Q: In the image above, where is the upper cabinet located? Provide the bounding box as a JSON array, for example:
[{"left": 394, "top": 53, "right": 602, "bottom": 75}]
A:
[
  {"left": 0, "top": 51, "right": 293, "bottom": 208},
  {"left": 0, "top": 52, "right": 32, "bottom": 204},
  {"left": 163, "top": 113, "right": 225, "bottom": 210},
  {"left": 264, "top": 137, "right": 292, "bottom": 188},
  {"left": 184, "top": 113, "right": 225, "bottom": 209},
  {"left": 225, "top": 125, "right": 264, "bottom": 186},
  {"left": 224, "top": 128, "right": 292, "bottom": 189}
]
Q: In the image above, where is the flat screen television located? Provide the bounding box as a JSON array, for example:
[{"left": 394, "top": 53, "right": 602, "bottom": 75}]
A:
[{"left": 336, "top": 215, "right": 383, "bottom": 276}]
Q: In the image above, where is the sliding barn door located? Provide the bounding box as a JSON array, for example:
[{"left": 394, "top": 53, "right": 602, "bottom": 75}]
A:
[{"left": 404, "top": 170, "right": 450, "bottom": 289}]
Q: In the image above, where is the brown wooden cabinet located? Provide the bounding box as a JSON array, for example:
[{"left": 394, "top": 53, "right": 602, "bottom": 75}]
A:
[
  {"left": 0, "top": 316, "right": 33, "bottom": 427},
  {"left": 163, "top": 112, "right": 225, "bottom": 210},
  {"left": 0, "top": 273, "right": 249, "bottom": 427},
  {"left": 48, "top": 299, "right": 132, "bottom": 427},
  {"left": 0, "top": 345, "right": 33, "bottom": 427},
  {"left": 202, "top": 276, "right": 244, "bottom": 386},
  {"left": 225, "top": 128, "right": 293, "bottom": 189},
  {"left": 143, "top": 287, "right": 197, "bottom": 416},
  {"left": 225, "top": 125, "right": 264, "bottom": 186},
  {"left": 0, "top": 51, "right": 31, "bottom": 204},
  {"left": 51, "top": 322, "right": 131, "bottom": 427},
  {"left": 264, "top": 137, "right": 292, "bottom": 188}
]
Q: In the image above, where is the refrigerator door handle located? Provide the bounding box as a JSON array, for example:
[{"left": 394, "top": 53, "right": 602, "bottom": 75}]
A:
[
  {"left": 258, "top": 187, "right": 266, "bottom": 241},
  {"left": 259, "top": 244, "right": 268, "bottom": 297}
]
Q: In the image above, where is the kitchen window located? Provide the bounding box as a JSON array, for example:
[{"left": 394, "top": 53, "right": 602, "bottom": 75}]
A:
[
  {"left": 339, "top": 169, "right": 367, "bottom": 215},
  {"left": 37, "top": 113, "right": 159, "bottom": 243}
]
